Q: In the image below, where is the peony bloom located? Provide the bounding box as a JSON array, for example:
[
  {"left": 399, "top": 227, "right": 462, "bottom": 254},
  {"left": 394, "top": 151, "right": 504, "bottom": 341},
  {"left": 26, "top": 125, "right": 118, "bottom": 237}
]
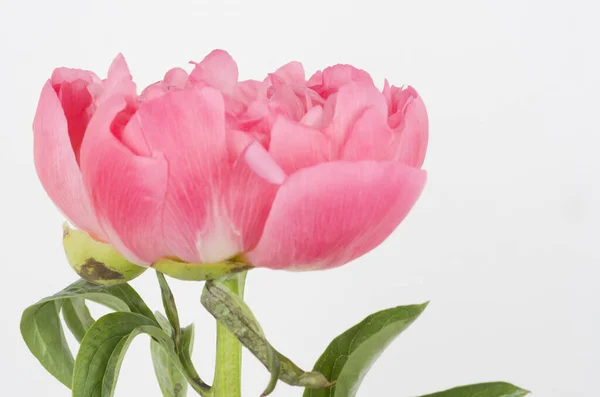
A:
[{"left": 34, "top": 50, "right": 428, "bottom": 271}]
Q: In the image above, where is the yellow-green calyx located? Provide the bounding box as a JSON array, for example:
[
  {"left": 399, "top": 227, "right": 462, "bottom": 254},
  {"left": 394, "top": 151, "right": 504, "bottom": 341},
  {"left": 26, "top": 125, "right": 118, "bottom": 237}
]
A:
[
  {"left": 62, "top": 224, "right": 147, "bottom": 285},
  {"left": 152, "top": 256, "right": 253, "bottom": 282}
]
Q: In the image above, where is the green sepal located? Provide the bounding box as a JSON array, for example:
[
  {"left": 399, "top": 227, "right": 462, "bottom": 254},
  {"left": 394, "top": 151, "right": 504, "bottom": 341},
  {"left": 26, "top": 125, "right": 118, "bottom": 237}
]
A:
[
  {"left": 63, "top": 224, "right": 146, "bottom": 285},
  {"left": 152, "top": 257, "right": 252, "bottom": 282}
]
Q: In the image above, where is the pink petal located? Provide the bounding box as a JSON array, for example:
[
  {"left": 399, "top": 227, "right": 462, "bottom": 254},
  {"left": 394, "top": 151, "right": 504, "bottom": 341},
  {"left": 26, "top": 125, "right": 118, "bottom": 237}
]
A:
[
  {"left": 140, "top": 68, "right": 189, "bottom": 101},
  {"left": 307, "top": 70, "right": 322, "bottom": 87},
  {"left": 57, "top": 79, "right": 94, "bottom": 163},
  {"left": 382, "top": 79, "right": 392, "bottom": 111},
  {"left": 248, "top": 161, "right": 426, "bottom": 270},
  {"left": 139, "top": 83, "right": 168, "bottom": 101},
  {"left": 228, "top": 142, "right": 281, "bottom": 251},
  {"left": 80, "top": 95, "right": 168, "bottom": 265},
  {"left": 51, "top": 68, "right": 99, "bottom": 87},
  {"left": 189, "top": 50, "right": 239, "bottom": 95},
  {"left": 163, "top": 67, "right": 188, "bottom": 89},
  {"left": 300, "top": 105, "right": 324, "bottom": 128},
  {"left": 269, "top": 117, "right": 331, "bottom": 174},
  {"left": 389, "top": 87, "right": 429, "bottom": 168},
  {"left": 130, "top": 87, "right": 239, "bottom": 263},
  {"left": 313, "top": 64, "right": 373, "bottom": 97},
  {"left": 34, "top": 81, "right": 105, "bottom": 240},
  {"left": 324, "top": 82, "right": 387, "bottom": 151},
  {"left": 97, "top": 54, "right": 137, "bottom": 104},
  {"left": 270, "top": 61, "right": 305, "bottom": 85},
  {"left": 342, "top": 107, "right": 396, "bottom": 162},
  {"left": 245, "top": 141, "right": 287, "bottom": 184},
  {"left": 235, "top": 80, "right": 269, "bottom": 105},
  {"left": 268, "top": 75, "right": 305, "bottom": 121}
]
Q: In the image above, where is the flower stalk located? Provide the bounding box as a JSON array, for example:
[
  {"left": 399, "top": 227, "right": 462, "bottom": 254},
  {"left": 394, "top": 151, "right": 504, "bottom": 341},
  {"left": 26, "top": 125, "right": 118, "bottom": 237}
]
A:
[{"left": 211, "top": 272, "right": 247, "bottom": 397}]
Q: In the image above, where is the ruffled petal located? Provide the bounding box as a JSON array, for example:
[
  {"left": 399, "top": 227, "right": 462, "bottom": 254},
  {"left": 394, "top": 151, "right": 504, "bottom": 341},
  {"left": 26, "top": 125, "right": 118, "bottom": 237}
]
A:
[
  {"left": 248, "top": 161, "right": 426, "bottom": 270},
  {"left": 270, "top": 61, "right": 305, "bottom": 85},
  {"left": 189, "top": 50, "right": 239, "bottom": 95},
  {"left": 312, "top": 64, "right": 373, "bottom": 97}
]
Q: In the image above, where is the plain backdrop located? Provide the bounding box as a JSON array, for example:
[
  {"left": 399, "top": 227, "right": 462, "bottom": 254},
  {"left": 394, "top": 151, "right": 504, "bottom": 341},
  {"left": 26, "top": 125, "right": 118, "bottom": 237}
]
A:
[{"left": 1, "top": 0, "right": 598, "bottom": 396}]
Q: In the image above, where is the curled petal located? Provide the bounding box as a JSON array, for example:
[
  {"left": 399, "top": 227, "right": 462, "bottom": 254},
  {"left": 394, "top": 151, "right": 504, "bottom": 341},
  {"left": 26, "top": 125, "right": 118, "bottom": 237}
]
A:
[
  {"left": 80, "top": 95, "right": 168, "bottom": 265},
  {"left": 248, "top": 161, "right": 426, "bottom": 270},
  {"left": 34, "top": 81, "right": 105, "bottom": 240}
]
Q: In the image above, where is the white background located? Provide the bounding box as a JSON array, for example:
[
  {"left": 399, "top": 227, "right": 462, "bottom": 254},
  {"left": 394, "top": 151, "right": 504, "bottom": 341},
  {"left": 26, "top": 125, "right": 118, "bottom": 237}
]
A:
[{"left": 0, "top": 0, "right": 598, "bottom": 396}]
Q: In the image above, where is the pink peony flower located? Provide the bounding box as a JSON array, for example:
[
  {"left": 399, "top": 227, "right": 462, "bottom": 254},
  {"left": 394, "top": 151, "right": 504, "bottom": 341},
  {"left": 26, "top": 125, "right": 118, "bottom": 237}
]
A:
[{"left": 34, "top": 50, "right": 428, "bottom": 271}]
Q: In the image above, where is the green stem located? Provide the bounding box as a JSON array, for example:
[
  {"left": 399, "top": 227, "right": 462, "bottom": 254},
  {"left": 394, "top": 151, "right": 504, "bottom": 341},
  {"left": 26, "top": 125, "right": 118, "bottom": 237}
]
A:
[{"left": 211, "top": 272, "right": 247, "bottom": 397}]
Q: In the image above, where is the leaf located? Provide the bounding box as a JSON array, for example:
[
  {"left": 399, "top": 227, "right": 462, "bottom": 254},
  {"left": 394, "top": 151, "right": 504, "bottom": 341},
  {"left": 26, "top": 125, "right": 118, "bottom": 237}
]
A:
[
  {"left": 151, "top": 337, "right": 188, "bottom": 397},
  {"left": 303, "top": 303, "right": 429, "bottom": 397},
  {"left": 103, "top": 325, "right": 176, "bottom": 397},
  {"left": 20, "top": 300, "right": 74, "bottom": 388},
  {"left": 72, "top": 312, "right": 165, "bottom": 397},
  {"left": 62, "top": 298, "right": 95, "bottom": 343},
  {"left": 156, "top": 272, "right": 181, "bottom": 346},
  {"left": 154, "top": 311, "right": 172, "bottom": 333},
  {"left": 151, "top": 314, "right": 190, "bottom": 397},
  {"left": 177, "top": 324, "right": 212, "bottom": 395},
  {"left": 151, "top": 313, "right": 210, "bottom": 397},
  {"left": 21, "top": 279, "right": 156, "bottom": 388},
  {"left": 416, "top": 382, "right": 530, "bottom": 397},
  {"left": 202, "top": 280, "right": 326, "bottom": 390}
]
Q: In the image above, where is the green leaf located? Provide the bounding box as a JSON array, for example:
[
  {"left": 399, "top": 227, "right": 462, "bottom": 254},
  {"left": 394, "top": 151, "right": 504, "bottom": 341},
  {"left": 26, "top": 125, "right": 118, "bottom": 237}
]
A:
[
  {"left": 417, "top": 382, "right": 530, "bottom": 397},
  {"left": 303, "top": 303, "right": 429, "bottom": 397},
  {"left": 72, "top": 312, "right": 164, "bottom": 397},
  {"left": 156, "top": 272, "right": 181, "bottom": 347},
  {"left": 154, "top": 311, "right": 172, "bottom": 333},
  {"left": 178, "top": 324, "right": 211, "bottom": 394},
  {"left": 21, "top": 279, "right": 156, "bottom": 388},
  {"left": 21, "top": 300, "right": 74, "bottom": 388},
  {"left": 202, "top": 280, "right": 326, "bottom": 390},
  {"left": 62, "top": 298, "right": 95, "bottom": 343},
  {"left": 150, "top": 311, "right": 189, "bottom": 397},
  {"left": 151, "top": 312, "right": 210, "bottom": 397}
]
